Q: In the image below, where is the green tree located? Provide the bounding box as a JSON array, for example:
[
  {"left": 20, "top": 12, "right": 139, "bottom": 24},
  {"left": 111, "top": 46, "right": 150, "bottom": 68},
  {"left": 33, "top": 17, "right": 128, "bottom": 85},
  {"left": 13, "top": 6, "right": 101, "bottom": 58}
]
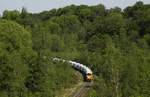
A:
[
  {"left": 0, "top": 20, "right": 36, "bottom": 97},
  {"left": 2, "top": 10, "right": 20, "bottom": 21}
]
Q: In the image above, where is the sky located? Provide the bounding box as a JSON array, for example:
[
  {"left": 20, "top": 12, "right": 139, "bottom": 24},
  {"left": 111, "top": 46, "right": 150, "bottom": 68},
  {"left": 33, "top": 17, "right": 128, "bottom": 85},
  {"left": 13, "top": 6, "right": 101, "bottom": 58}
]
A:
[{"left": 0, "top": 0, "right": 150, "bottom": 15}]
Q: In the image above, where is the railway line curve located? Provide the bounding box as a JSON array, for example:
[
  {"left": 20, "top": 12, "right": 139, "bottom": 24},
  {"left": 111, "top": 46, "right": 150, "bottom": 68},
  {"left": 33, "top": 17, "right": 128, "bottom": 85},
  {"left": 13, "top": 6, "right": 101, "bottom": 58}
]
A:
[{"left": 52, "top": 58, "right": 93, "bottom": 97}]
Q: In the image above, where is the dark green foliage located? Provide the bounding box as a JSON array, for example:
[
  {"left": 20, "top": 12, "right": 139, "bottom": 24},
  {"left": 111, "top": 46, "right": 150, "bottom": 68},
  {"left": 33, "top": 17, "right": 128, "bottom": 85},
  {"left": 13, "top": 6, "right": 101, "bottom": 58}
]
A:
[
  {"left": 2, "top": 10, "right": 20, "bottom": 21},
  {"left": 0, "top": 20, "right": 34, "bottom": 97},
  {"left": 1, "top": 1, "right": 150, "bottom": 97}
]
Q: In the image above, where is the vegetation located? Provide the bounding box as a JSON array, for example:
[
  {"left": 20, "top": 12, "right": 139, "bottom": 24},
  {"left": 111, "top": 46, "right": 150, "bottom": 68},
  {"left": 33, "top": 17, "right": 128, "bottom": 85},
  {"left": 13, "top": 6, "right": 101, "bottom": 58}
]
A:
[{"left": 0, "top": 1, "right": 150, "bottom": 97}]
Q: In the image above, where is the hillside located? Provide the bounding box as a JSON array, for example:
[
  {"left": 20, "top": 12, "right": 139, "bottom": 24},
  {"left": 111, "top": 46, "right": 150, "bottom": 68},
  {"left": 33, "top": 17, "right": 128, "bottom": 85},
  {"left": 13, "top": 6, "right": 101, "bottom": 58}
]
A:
[{"left": 0, "top": 1, "right": 150, "bottom": 97}]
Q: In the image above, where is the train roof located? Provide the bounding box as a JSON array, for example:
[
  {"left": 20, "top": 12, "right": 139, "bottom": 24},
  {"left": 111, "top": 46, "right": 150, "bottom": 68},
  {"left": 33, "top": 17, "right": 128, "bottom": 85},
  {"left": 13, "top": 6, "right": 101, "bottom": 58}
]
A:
[
  {"left": 53, "top": 58, "right": 93, "bottom": 74},
  {"left": 84, "top": 66, "right": 93, "bottom": 74},
  {"left": 69, "top": 61, "right": 93, "bottom": 74}
]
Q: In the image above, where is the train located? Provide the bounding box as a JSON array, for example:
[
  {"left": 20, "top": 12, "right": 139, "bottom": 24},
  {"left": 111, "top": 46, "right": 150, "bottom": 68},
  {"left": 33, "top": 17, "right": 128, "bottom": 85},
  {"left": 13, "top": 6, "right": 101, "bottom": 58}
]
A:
[{"left": 52, "top": 58, "right": 94, "bottom": 82}]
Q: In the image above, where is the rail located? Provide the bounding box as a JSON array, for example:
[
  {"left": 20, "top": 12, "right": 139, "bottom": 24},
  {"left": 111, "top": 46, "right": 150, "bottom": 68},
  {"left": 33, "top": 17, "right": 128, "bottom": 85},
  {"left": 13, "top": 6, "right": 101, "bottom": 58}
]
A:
[{"left": 72, "top": 82, "right": 93, "bottom": 97}]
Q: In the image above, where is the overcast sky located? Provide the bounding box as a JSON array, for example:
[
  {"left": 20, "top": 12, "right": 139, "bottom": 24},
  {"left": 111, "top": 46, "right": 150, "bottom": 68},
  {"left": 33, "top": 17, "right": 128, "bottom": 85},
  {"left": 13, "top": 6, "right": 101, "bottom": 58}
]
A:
[{"left": 0, "top": 0, "right": 150, "bottom": 15}]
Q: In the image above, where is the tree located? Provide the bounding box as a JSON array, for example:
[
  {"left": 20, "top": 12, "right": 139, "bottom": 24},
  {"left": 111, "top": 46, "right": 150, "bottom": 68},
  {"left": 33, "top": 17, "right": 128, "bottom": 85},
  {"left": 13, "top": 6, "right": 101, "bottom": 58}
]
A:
[
  {"left": 0, "top": 20, "right": 36, "bottom": 97},
  {"left": 2, "top": 10, "right": 20, "bottom": 21},
  {"left": 105, "top": 13, "right": 126, "bottom": 35},
  {"left": 76, "top": 5, "right": 92, "bottom": 21},
  {"left": 21, "top": 7, "right": 28, "bottom": 18},
  {"left": 91, "top": 4, "right": 106, "bottom": 17},
  {"left": 101, "top": 36, "right": 122, "bottom": 97}
]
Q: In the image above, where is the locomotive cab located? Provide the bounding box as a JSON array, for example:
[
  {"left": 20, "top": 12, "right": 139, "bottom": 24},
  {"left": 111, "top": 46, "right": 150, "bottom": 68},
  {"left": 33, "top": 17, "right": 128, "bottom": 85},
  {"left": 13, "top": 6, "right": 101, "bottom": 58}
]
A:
[{"left": 86, "top": 73, "right": 93, "bottom": 81}]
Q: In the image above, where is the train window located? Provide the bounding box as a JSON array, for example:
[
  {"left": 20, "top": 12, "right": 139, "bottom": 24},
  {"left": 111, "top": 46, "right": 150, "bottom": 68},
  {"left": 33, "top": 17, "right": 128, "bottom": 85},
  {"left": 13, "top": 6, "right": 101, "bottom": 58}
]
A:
[
  {"left": 83, "top": 68, "right": 86, "bottom": 72},
  {"left": 87, "top": 73, "right": 91, "bottom": 75}
]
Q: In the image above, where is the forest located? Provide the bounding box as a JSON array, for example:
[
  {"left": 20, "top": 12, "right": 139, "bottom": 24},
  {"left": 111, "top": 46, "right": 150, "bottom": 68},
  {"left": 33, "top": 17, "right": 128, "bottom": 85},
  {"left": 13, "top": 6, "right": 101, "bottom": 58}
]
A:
[{"left": 0, "top": 1, "right": 150, "bottom": 97}]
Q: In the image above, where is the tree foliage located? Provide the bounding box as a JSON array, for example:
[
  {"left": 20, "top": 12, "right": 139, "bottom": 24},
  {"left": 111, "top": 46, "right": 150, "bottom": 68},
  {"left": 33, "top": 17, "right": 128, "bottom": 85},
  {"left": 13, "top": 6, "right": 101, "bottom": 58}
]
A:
[{"left": 1, "top": 1, "right": 150, "bottom": 97}]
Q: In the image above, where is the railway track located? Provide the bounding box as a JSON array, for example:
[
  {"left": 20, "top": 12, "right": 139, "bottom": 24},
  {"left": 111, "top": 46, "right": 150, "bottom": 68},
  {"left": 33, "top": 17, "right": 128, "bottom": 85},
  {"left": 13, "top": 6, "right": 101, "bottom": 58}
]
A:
[
  {"left": 52, "top": 58, "right": 93, "bottom": 97},
  {"left": 72, "top": 82, "right": 93, "bottom": 97}
]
